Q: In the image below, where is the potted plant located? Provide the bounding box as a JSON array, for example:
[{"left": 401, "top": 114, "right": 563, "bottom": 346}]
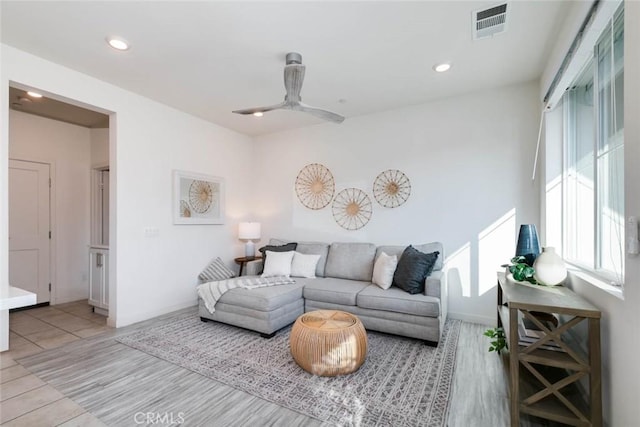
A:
[
  {"left": 502, "top": 256, "right": 537, "bottom": 284},
  {"left": 484, "top": 327, "right": 506, "bottom": 353}
]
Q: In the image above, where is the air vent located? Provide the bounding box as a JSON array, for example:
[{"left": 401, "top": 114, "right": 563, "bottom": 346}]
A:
[{"left": 473, "top": 3, "right": 508, "bottom": 40}]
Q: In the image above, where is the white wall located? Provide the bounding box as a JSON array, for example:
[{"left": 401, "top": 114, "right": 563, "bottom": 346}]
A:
[
  {"left": 540, "top": 3, "right": 640, "bottom": 425},
  {"left": 252, "top": 81, "right": 541, "bottom": 325},
  {"left": 9, "top": 110, "right": 91, "bottom": 304},
  {"left": 1, "top": 45, "right": 254, "bottom": 327}
]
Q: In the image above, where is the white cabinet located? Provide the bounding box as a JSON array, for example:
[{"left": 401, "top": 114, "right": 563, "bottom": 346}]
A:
[{"left": 89, "top": 246, "right": 109, "bottom": 314}]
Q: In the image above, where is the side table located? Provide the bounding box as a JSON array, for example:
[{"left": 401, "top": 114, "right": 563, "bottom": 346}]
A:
[
  {"left": 234, "top": 255, "right": 262, "bottom": 276},
  {"left": 290, "top": 310, "right": 368, "bottom": 376}
]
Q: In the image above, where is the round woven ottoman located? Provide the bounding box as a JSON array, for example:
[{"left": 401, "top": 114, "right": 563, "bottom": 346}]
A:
[{"left": 290, "top": 310, "right": 368, "bottom": 376}]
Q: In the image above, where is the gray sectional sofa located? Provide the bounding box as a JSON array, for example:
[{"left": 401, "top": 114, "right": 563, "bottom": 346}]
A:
[{"left": 198, "top": 239, "right": 447, "bottom": 344}]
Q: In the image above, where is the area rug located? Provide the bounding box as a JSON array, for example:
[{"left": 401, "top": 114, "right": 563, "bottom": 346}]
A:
[{"left": 117, "top": 316, "right": 460, "bottom": 427}]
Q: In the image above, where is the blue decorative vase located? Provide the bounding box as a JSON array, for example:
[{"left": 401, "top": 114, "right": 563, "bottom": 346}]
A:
[{"left": 515, "top": 224, "right": 541, "bottom": 266}]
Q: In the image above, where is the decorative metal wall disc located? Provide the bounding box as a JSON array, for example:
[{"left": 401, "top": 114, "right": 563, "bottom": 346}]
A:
[
  {"left": 332, "top": 188, "right": 372, "bottom": 230},
  {"left": 189, "top": 180, "right": 214, "bottom": 213},
  {"left": 295, "top": 163, "right": 335, "bottom": 210},
  {"left": 373, "top": 169, "right": 411, "bottom": 208}
]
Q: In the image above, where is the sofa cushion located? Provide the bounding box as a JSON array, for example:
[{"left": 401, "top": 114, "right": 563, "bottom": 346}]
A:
[
  {"left": 302, "top": 277, "right": 370, "bottom": 306},
  {"left": 325, "top": 242, "right": 376, "bottom": 281},
  {"left": 376, "top": 242, "right": 444, "bottom": 271},
  {"left": 218, "top": 282, "right": 305, "bottom": 312},
  {"left": 270, "top": 239, "right": 329, "bottom": 277},
  {"left": 392, "top": 246, "right": 439, "bottom": 294},
  {"left": 357, "top": 284, "right": 440, "bottom": 317}
]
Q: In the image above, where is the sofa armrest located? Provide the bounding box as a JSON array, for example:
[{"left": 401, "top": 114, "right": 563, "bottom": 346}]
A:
[
  {"left": 243, "top": 259, "right": 263, "bottom": 276},
  {"left": 425, "top": 270, "right": 447, "bottom": 319}
]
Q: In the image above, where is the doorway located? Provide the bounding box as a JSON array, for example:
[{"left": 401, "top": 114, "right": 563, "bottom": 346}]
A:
[
  {"left": 8, "top": 159, "right": 51, "bottom": 303},
  {"left": 8, "top": 85, "right": 111, "bottom": 313}
]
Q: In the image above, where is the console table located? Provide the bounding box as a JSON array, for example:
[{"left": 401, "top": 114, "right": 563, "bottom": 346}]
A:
[{"left": 497, "top": 272, "right": 602, "bottom": 427}]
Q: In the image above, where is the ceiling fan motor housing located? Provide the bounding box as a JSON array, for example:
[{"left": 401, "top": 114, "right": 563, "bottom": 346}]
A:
[{"left": 286, "top": 52, "right": 302, "bottom": 65}]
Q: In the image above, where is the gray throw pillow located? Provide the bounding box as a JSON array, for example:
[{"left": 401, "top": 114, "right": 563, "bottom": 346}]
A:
[
  {"left": 392, "top": 246, "right": 440, "bottom": 294},
  {"left": 199, "top": 257, "right": 236, "bottom": 283}
]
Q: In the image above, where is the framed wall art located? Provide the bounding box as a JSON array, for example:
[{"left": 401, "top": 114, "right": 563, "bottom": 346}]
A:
[{"left": 173, "top": 170, "right": 224, "bottom": 224}]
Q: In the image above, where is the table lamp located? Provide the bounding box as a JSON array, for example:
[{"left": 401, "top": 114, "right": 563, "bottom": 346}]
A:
[{"left": 239, "top": 222, "right": 261, "bottom": 259}]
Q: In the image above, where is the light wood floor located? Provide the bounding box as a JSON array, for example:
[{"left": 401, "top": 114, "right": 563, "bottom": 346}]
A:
[{"left": 1, "top": 304, "right": 554, "bottom": 426}]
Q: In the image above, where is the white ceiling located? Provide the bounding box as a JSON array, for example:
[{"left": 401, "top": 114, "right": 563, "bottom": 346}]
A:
[{"left": 1, "top": 1, "right": 571, "bottom": 137}]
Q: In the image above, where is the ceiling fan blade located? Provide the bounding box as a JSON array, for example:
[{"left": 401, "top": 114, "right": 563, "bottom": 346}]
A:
[
  {"left": 233, "top": 53, "right": 344, "bottom": 124},
  {"left": 296, "top": 102, "right": 345, "bottom": 123},
  {"left": 232, "top": 102, "right": 286, "bottom": 115},
  {"left": 284, "top": 64, "right": 305, "bottom": 102}
]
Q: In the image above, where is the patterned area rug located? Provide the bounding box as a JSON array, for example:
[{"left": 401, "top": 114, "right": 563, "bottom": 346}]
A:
[{"left": 117, "top": 316, "right": 460, "bottom": 426}]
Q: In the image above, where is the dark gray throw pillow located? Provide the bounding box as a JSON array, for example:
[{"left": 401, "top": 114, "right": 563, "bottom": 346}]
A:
[
  {"left": 258, "top": 242, "right": 298, "bottom": 272},
  {"left": 392, "top": 245, "right": 440, "bottom": 294}
]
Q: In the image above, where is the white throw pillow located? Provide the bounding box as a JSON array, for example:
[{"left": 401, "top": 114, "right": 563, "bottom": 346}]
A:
[
  {"left": 261, "top": 250, "right": 295, "bottom": 278},
  {"left": 290, "top": 252, "right": 321, "bottom": 278},
  {"left": 372, "top": 252, "right": 398, "bottom": 290}
]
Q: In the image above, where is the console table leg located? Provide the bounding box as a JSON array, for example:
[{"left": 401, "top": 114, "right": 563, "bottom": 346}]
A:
[
  {"left": 589, "top": 318, "right": 602, "bottom": 427},
  {"left": 509, "top": 307, "right": 519, "bottom": 427}
]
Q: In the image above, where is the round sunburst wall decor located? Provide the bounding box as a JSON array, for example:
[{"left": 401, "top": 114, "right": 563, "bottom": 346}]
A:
[
  {"left": 189, "top": 180, "right": 214, "bottom": 214},
  {"left": 295, "top": 163, "right": 335, "bottom": 210},
  {"left": 332, "top": 188, "right": 373, "bottom": 230},
  {"left": 373, "top": 169, "right": 411, "bottom": 208},
  {"left": 180, "top": 200, "right": 191, "bottom": 218}
]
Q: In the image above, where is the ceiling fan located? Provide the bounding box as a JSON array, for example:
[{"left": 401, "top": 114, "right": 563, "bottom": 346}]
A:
[{"left": 232, "top": 52, "right": 345, "bottom": 123}]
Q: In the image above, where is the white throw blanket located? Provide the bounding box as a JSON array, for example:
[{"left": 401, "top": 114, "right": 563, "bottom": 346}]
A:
[{"left": 197, "top": 275, "right": 295, "bottom": 313}]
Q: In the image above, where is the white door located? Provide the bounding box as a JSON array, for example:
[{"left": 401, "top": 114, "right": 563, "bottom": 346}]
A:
[{"left": 9, "top": 160, "right": 51, "bottom": 303}]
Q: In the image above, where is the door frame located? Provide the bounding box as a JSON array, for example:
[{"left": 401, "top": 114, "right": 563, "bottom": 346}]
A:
[
  {"left": 8, "top": 157, "right": 57, "bottom": 304},
  {"left": 4, "top": 81, "right": 117, "bottom": 327},
  {"left": 91, "top": 163, "right": 109, "bottom": 246}
]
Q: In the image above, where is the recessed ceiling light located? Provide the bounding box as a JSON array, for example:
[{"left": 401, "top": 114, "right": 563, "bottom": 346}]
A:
[
  {"left": 433, "top": 63, "right": 451, "bottom": 73},
  {"left": 253, "top": 112, "right": 264, "bottom": 117},
  {"left": 26, "top": 91, "right": 43, "bottom": 98},
  {"left": 107, "top": 37, "right": 129, "bottom": 51}
]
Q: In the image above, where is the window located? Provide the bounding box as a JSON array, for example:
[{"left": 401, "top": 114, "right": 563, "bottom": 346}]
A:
[{"left": 562, "top": 5, "right": 624, "bottom": 285}]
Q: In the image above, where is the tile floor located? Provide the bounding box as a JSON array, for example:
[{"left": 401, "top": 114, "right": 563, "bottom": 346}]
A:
[{"left": 1, "top": 300, "right": 112, "bottom": 426}]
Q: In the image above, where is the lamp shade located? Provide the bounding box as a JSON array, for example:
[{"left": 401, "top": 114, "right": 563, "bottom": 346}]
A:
[
  {"left": 239, "top": 222, "right": 261, "bottom": 240},
  {"left": 515, "top": 224, "right": 541, "bottom": 266}
]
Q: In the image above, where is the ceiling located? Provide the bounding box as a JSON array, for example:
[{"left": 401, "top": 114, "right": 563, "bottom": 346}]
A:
[
  {"left": 9, "top": 87, "right": 109, "bottom": 128},
  {"left": 1, "top": 1, "right": 571, "bottom": 137}
]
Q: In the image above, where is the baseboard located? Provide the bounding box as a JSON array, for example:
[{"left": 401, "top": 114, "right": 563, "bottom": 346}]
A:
[
  {"left": 10, "top": 302, "right": 49, "bottom": 313},
  {"left": 113, "top": 299, "right": 197, "bottom": 328},
  {"left": 54, "top": 291, "right": 89, "bottom": 305},
  {"left": 447, "top": 311, "right": 495, "bottom": 326}
]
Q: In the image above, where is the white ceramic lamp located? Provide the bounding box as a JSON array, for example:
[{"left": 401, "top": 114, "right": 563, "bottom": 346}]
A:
[{"left": 239, "top": 222, "right": 261, "bottom": 259}]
